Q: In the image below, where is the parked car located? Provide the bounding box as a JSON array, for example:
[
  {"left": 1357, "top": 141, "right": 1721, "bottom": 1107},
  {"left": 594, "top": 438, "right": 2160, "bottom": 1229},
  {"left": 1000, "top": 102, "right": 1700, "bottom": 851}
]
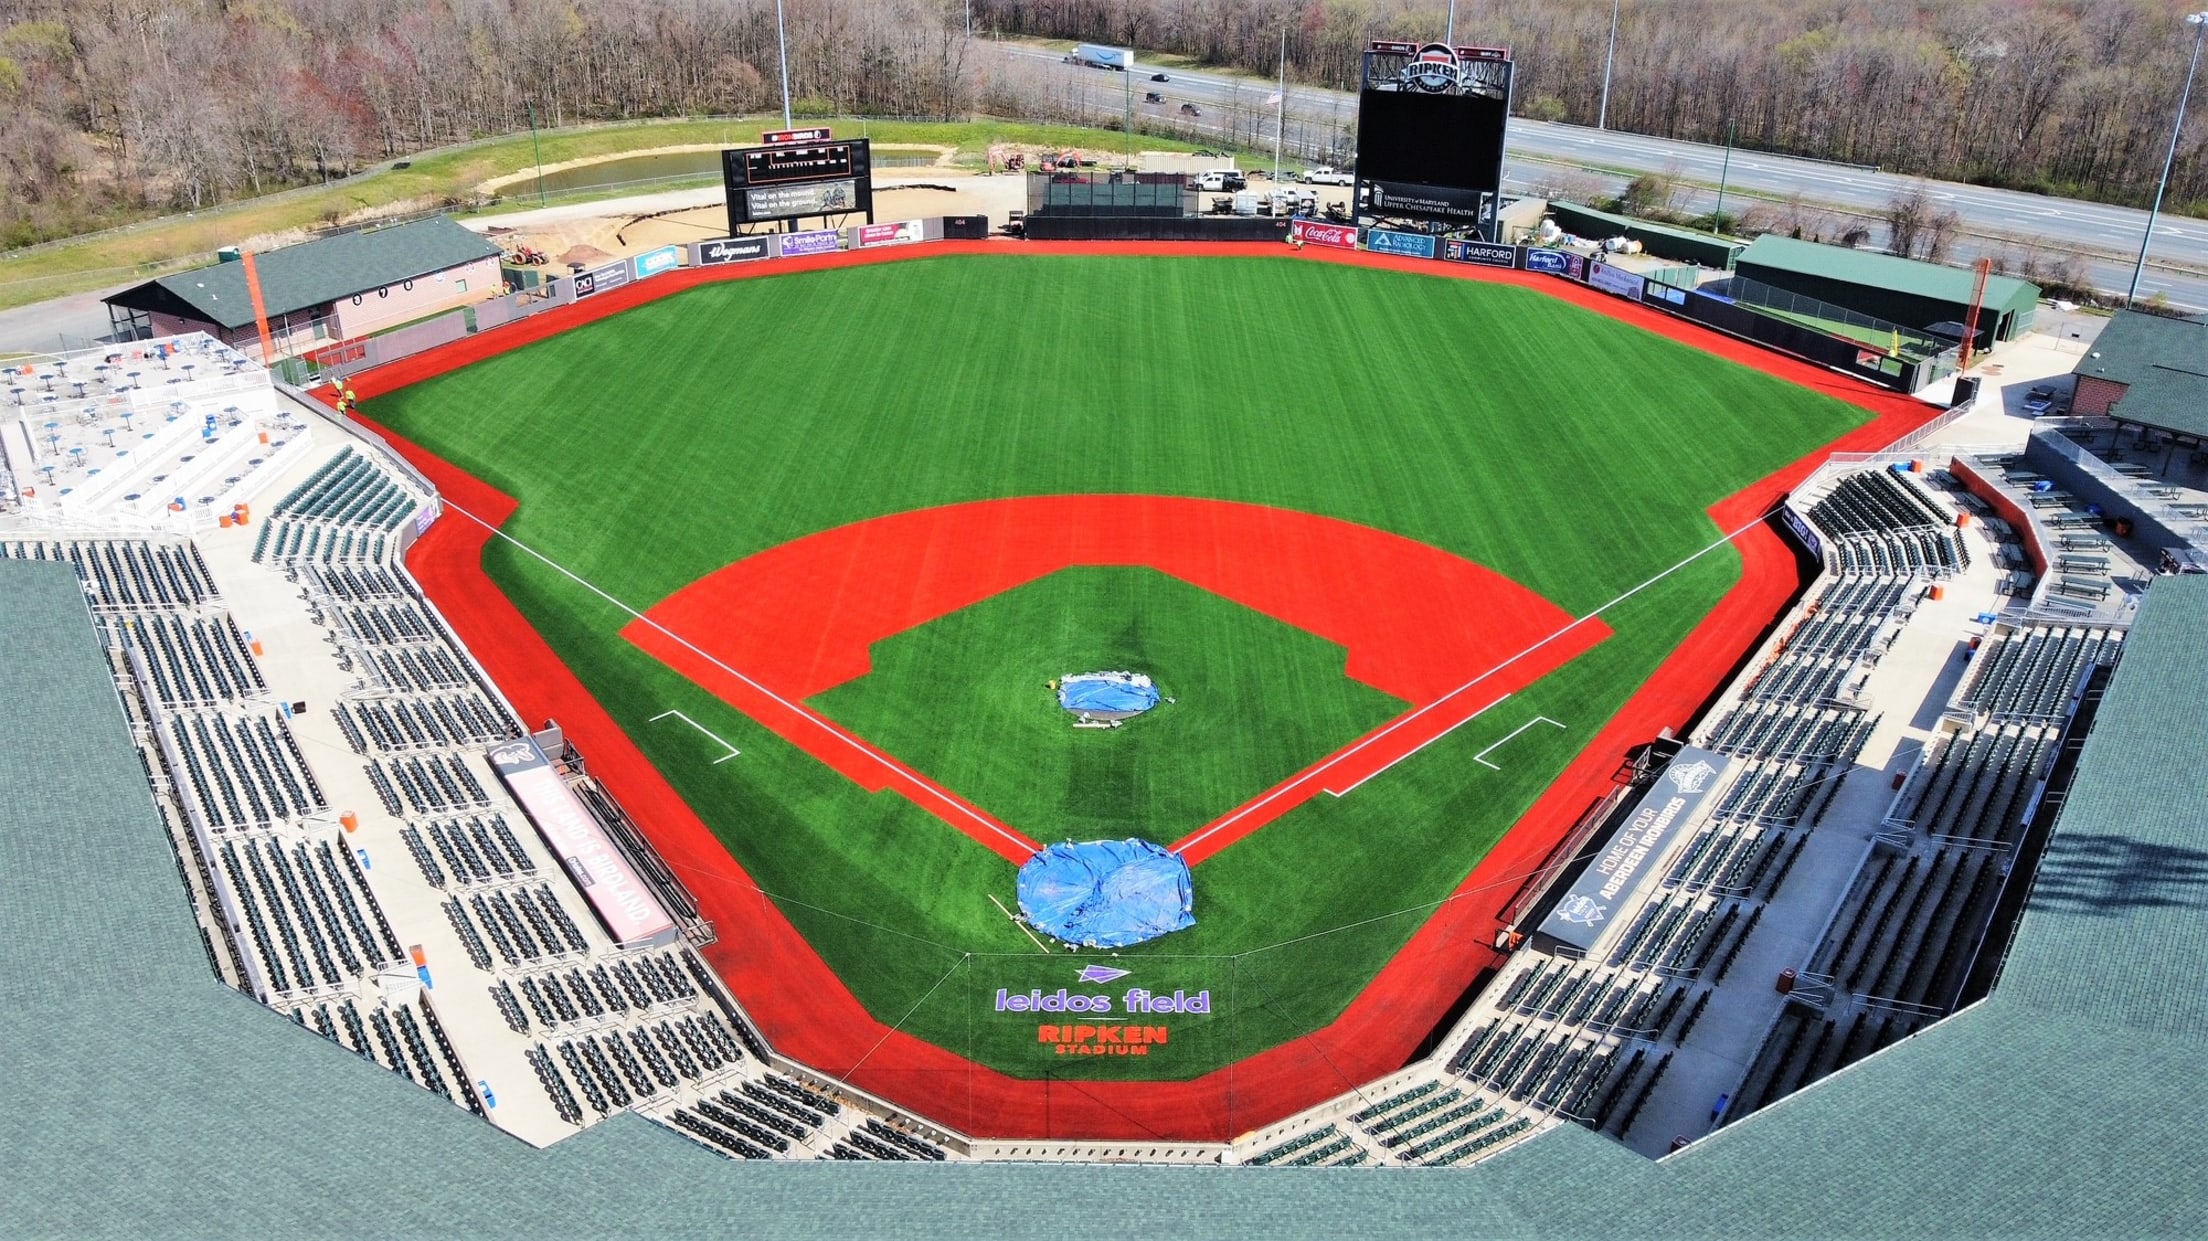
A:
[
  {"left": 1300, "top": 165, "right": 1354, "bottom": 186},
  {"left": 1151, "top": 72, "right": 1170, "bottom": 81}
]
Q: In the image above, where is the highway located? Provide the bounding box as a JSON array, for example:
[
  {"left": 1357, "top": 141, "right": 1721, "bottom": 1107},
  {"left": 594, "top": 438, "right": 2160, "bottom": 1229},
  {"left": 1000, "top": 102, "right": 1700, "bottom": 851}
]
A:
[{"left": 994, "top": 41, "right": 2208, "bottom": 309}]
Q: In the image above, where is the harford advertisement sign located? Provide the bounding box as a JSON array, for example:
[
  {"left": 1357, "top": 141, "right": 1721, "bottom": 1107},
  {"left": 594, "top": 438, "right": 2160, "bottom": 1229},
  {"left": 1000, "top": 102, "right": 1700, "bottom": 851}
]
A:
[
  {"left": 1524, "top": 248, "right": 1584, "bottom": 279},
  {"left": 995, "top": 967, "right": 1212, "bottom": 1057},
  {"left": 776, "top": 228, "right": 843, "bottom": 258},
  {"left": 1290, "top": 218, "right": 1358, "bottom": 249},
  {"left": 1443, "top": 238, "right": 1517, "bottom": 268},
  {"left": 1365, "top": 227, "right": 1438, "bottom": 259},
  {"left": 1534, "top": 746, "right": 1732, "bottom": 952}
]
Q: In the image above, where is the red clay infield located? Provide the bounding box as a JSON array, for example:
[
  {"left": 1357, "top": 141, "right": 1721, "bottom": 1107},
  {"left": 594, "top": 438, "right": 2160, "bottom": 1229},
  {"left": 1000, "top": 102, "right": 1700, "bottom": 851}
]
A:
[
  {"left": 344, "top": 241, "right": 1940, "bottom": 1141},
  {"left": 622, "top": 495, "right": 1607, "bottom": 866}
]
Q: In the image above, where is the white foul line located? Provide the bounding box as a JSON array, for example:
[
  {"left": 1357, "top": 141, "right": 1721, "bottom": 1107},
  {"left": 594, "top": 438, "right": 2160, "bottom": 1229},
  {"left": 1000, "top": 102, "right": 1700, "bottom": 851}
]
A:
[
  {"left": 1323, "top": 693, "right": 1513, "bottom": 797},
  {"left": 649, "top": 709, "right": 742, "bottom": 763},
  {"left": 435, "top": 500, "right": 1040, "bottom": 857},
  {"left": 1471, "top": 716, "right": 1567, "bottom": 770}
]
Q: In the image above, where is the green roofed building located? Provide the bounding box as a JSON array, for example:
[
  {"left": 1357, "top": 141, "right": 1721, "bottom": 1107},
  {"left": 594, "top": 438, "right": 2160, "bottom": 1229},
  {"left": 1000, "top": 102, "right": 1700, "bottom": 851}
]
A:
[
  {"left": 101, "top": 216, "right": 502, "bottom": 360},
  {"left": 1547, "top": 202, "right": 1745, "bottom": 270},
  {"left": 1735, "top": 235, "right": 2039, "bottom": 349},
  {"left": 9, "top": 543, "right": 2208, "bottom": 1234},
  {"left": 2069, "top": 308, "right": 2208, "bottom": 442}
]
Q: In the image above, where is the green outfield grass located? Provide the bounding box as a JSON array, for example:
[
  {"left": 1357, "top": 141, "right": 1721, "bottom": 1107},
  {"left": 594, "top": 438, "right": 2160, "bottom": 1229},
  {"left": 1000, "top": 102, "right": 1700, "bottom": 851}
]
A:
[{"left": 367, "top": 254, "right": 1870, "bottom": 1080}]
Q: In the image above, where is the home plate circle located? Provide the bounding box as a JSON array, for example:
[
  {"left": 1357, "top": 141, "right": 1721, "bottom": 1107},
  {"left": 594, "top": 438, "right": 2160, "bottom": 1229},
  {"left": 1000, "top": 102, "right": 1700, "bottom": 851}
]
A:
[{"left": 1016, "top": 839, "right": 1194, "bottom": 949}]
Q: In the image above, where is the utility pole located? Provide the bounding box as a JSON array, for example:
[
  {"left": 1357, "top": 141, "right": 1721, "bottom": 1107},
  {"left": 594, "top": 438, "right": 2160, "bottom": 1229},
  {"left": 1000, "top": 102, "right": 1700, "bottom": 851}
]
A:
[
  {"left": 1714, "top": 117, "right": 1735, "bottom": 231},
  {"left": 2130, "top": 11, "right": 2208, "bottom": 306},
  {"left": 1446, "top": 0, "right": 1457, "bottom": 46},
  {"left": 528, "top": 102, "right": 546, "bottom": 205},
  {"left": 1599, "top": 0, "right": 1621, "bottom": 130},
  {"left": 774, "top": 0, "right": 794, "bottom": 129},
  {"left": 1272, "top": 28, "right": 1287, "bottom": 183}
]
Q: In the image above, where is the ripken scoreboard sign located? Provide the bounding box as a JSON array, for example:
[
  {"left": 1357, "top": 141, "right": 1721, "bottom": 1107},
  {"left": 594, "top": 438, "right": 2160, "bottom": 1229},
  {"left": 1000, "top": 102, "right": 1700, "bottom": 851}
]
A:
[{"left": 722, "top": 138, "right": 874, "bottom": 232}]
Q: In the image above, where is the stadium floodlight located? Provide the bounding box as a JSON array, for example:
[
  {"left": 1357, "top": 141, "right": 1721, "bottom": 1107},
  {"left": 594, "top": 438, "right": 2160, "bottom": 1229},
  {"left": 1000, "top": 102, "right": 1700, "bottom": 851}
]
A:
[{"left": 2129, "top": 11, "right": 2208, "bottom": 307}]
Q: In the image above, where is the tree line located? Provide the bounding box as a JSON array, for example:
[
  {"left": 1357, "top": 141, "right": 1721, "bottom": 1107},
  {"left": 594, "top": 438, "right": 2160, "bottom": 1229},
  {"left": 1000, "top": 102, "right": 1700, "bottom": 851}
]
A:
[
  {"left": 987, "top": 0, "right": 2208, "bottom": 209},
  {"left": 2, "top": 0, "right": 2206, "bottom": 249}
]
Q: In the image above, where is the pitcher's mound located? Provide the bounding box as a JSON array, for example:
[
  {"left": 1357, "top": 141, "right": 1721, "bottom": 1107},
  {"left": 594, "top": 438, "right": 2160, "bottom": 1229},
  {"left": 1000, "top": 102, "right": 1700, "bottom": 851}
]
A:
[{"left": 1057, "top": 670, "right": 1161, "bottom": 726}]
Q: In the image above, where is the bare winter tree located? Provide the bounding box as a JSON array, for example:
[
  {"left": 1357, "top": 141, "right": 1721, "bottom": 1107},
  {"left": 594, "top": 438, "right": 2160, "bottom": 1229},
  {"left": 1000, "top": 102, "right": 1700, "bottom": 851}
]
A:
[
  {"left": 5, "top": 0, "right": 2208, "bottom": 248},
  {"left": 1884, "top": 183, "right": 1963, "bottom": 260}
]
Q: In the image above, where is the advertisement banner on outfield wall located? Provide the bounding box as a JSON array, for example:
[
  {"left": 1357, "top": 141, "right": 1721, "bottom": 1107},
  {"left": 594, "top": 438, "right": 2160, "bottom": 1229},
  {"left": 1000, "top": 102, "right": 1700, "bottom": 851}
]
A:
[
  {"left": 776, "top": 229, "right": 843, "bottom": 258},
  {"left": 1524, "top": 248, "right": 1584, "bottom": 280},
  {"left": 571, "top": 259, "right": 632, "bottom": 300},
  {"left": 632, "top": 245, "right": 682, "bottom": 279},
  {"left": 855, "top": 219, "right": 923, "bottom": 248},
  {"left": 1587, "top": 261, "right": 1647, "bottom": 301},
  {"left": 693, "top": 236, "right": 772, "bottom": 266},
  {"left": 1442, "top": 238, "right": 1517, "bottom": 268},
  {"left": 1291, "top": 218, "right": 1358, "bottom": 249},
  {"left": 1534, "top": 746, "right": 1732, "bottom": 952},
  {"left": 1365, "top": 227, "right": 1438, "bottom": 259}
]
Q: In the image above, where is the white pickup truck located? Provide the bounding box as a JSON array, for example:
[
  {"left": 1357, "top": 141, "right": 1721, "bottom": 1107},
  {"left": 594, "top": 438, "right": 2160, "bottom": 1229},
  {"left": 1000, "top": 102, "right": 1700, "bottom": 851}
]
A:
[{"left": 1300, "top": 166, "right": 1354, "bottom": 186}]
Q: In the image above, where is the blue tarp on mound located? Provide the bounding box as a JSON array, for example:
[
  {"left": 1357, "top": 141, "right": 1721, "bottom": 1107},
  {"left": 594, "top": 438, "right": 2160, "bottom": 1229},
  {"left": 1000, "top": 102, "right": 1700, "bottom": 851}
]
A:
[
  {"left": 1016, "top": 839, "right": 1194, "bottom": 948},
  {"left": 1057, "top": 672, "right": 1160, "bottom": 715}
]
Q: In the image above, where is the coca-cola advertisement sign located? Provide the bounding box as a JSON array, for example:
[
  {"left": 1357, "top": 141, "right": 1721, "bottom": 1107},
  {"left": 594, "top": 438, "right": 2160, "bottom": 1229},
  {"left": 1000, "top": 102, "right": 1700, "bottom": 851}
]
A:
[{"left": 1291, "top": 218, "right": 1358, "bottom": 249}]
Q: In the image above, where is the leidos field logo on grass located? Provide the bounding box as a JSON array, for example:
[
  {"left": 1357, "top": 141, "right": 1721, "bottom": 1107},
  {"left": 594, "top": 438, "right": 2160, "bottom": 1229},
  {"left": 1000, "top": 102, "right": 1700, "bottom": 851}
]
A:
[{"left": 1001, "top": 968, "right": 1212, "bottom": 1056}]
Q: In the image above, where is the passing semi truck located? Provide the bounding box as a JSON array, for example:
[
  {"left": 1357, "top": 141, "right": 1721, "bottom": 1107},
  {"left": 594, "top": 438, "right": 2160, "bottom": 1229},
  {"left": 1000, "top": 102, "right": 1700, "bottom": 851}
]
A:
[{"left": 1067, "top": 43, "right": 1134, "bottom": 71}]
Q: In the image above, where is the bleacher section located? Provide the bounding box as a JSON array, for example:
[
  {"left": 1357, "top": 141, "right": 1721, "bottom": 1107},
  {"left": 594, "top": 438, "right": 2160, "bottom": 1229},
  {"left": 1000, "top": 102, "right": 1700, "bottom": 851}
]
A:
[
  {"left": 253, "top": 446, "right": 426, "bottom": 566},
  {"left": 1805, "top": 468, "right": 1970, "bottom": 579},
  {"left": 1958, "top": 624, "right": 2121, "bottom": 722},
  {"left": 1726, "top": 613, "right": 2122, "bottom": 1127},
  {"left": 1, "top": 538, "right": 218, "bottom": 609}
]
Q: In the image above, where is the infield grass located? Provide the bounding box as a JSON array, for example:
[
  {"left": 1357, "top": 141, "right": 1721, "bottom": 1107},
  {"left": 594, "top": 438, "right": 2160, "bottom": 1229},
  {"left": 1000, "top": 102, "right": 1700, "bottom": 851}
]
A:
[
  {"left": 368, "top": 254, "right": 1870, "bottom": 1079},
  {"left": 811, "top": 566, "right": 1406, "bottom": 843}
]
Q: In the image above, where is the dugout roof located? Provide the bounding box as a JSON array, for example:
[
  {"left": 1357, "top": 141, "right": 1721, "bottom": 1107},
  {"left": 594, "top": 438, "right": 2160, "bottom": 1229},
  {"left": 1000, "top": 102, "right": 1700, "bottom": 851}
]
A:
[
  {"left": 102, "top": 217, "right": 500, "bottom": 330},
  {"left": 4, "top": 553, "right": 2206, "bottom": 1237},
  {"left": 2071, "top": 309, "right": 2208, "bottom": 441}
]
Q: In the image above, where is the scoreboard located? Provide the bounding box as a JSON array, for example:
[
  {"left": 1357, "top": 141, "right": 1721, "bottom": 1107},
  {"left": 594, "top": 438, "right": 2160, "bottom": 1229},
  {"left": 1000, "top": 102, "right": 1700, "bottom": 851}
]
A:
[
  {"left": 1353, "top": 43, "right": 1513, "bottom": 239},
  {"left": 722, "top": 138, "right": 874, "bottom": 231}
]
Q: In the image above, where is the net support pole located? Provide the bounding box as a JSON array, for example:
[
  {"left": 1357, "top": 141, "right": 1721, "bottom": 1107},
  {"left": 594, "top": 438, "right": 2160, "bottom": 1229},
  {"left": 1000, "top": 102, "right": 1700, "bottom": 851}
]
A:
[{"left": 240, "top": 249, "right": 276, "bottom": 363}]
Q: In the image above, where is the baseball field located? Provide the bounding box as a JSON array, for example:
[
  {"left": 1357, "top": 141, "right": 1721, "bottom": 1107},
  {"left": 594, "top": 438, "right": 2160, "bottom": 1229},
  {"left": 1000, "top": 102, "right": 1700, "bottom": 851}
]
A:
[{"left": 362, "top": 251, "right": 1877, "bottom": 1088}]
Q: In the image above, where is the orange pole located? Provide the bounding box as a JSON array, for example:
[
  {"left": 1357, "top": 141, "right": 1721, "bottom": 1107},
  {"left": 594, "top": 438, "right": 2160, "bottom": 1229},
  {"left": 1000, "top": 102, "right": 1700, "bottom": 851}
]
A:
[
  {"left": 1958, "top": 256, "right": 1992, "bottom": 374},
  {"left": 240, "top": 249, "right": 277, "bottom": 362}
]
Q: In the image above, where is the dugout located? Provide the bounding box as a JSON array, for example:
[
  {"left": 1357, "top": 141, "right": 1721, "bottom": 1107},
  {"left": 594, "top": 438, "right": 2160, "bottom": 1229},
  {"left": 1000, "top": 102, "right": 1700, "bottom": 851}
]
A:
[
  {"left": 1547, "top": 202, "right": 1744, "bottom": 269},
  {"left": 1735, "top": 235, "right": 2039, "bottom": 347}
]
